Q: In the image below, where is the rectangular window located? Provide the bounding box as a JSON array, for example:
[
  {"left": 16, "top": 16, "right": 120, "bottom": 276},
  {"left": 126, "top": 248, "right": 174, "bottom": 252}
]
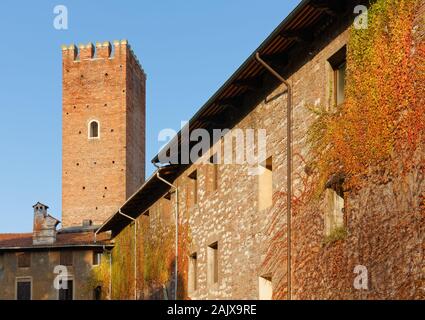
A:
[
  {"left": 324, "top": 180, "right": 345, "bottom": 237},
  {"left": 17, "top": 252, "right": 31, "bottom": 268},
  {"left": 93, "top": 252, "right": 102, "bottom": 266},
  {"left": 207, "top": 242, "right": 218, "bottom": 285},
  {"left": 59, "top": 280, "right": 73, "bottom": 300},
  {"left": 258, "top": 157, "right": 273, "bottom": 210},
  {"left": 188, "top": 170, "right": 198, "bottom": 206},
  {"left": 259, "top": 276, "right": 273, "bottom": 300},
  {"left": 328, "top": 46, "right": 347, "bottom": 106},
  {"left": 188, "top": 252, "right": 198, "bottom": 294},
  {"left": 16, "top": 278, "right": 31, "bottom": 300},
  {"left": 335, "top": 61, "right": 346, "bottom": 105},
  {"left": 93, "top": 286, "right": 102, "bottom": 300},
  {"left": 60, "top": 251, "right": 73, "bottom": 266},
  {"left": 210, "top": 154, "right": 219, "bottom": 192}
]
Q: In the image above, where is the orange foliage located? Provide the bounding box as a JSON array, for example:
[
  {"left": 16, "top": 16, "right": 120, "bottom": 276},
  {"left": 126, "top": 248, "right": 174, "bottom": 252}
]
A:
[{"left": 309, "top": 0, "right": 424, "bottom": 191}]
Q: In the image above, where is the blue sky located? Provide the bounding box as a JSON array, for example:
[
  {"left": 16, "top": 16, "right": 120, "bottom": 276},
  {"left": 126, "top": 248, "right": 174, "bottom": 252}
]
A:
[{"left": 0, "top": 0, "right": 300, "bottom": 232}]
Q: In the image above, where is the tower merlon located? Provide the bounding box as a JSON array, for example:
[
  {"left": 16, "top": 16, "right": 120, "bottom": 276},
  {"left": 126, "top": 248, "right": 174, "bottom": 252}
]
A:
[
  {"left": 96, "top": 41, "right": 112, "bottom": 59},
  {"left": 79, "top": 43, "right": 95, "bottom": 59},
  {"left": 61, "top": 40, "right": 139, "bottom": 63}
]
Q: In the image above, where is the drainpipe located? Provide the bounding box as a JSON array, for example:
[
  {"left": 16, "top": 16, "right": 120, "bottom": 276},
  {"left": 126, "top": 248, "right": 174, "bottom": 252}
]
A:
[
  {"left": 154, "top": 167, "right": 179, "bottom": 300},
  {"left": 117, "top": 209, "right": 137, "bottom": 301},
  {"left": 255, "top": 52, "right": 292, "bottom": 300},
  {"left": 109, "top": 248, "right": 112, "bottom": 300}
]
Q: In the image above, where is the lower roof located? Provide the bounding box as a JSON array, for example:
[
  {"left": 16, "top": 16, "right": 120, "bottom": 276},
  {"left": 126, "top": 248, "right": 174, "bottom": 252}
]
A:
[{"left": 0, "top": 231, "right": 112, "bottom": 252}]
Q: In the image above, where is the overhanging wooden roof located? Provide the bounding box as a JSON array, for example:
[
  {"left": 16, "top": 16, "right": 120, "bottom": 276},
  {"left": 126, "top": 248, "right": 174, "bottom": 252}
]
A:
[
  {"left": 152, "top": 0, "right": 353, "bottom": 164},
  {"left": 99, "top": 0, "right": 359, "bottom": 236}
]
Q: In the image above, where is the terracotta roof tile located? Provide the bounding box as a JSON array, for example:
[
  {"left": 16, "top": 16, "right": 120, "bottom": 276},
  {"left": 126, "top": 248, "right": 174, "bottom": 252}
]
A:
[{"left": 0, "top": 231, "right": 110, "bottom": 249}]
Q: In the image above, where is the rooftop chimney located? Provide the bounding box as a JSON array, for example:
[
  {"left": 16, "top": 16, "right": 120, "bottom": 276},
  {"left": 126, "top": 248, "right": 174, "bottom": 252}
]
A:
[{"left": 32, "top": 202, "right": 60, "bottom": 246}]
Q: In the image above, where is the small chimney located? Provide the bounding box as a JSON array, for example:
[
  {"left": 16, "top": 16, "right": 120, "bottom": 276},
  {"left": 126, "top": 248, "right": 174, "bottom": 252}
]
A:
[{"left": 32, "top": 202, "right": 60, "bottom": 246}]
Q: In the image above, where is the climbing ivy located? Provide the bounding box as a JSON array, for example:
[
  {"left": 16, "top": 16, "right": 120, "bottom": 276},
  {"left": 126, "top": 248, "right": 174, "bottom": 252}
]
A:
[
  {"left": 263, "top": 0, "right": 424, "bottom": 299},
  {"left": 308, "top": 0, "right": 424, "bottom": 192}
]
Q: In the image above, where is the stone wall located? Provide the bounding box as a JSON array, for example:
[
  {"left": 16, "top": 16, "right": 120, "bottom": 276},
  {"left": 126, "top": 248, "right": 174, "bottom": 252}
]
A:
[
  {"left": 111, "top": 2, "right": 424, "bottom": 300},
  {"left": 0, "top": 250, "right": 95, "bottom": 300}
]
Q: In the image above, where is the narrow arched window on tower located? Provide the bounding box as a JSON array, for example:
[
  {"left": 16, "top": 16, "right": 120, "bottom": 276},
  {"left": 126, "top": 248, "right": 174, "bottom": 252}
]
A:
[{"left": 88, "top": 120, "right": 100, "bottom": 139}]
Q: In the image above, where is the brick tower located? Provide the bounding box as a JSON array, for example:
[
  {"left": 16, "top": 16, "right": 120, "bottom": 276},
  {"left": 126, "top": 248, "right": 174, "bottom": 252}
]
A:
[{"left": 61, "top": 40, "right": 146, "bottom": 227}]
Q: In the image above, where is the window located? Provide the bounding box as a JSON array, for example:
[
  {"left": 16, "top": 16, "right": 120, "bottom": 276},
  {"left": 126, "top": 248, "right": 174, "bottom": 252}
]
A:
[
  {"left": 334, "top": 61, "right": 346, "bottom": 105},
  {"left": 58, "top": 280, "right": 73, "bottom": 300},
  {"left": 258, "top": 157, "right": 273, "bottom": 210},
  {"left": 207, "top": 242, "right": 218, "bottom": 285},
  {"left": 324, "top": 177, "right": 345, "bottom": 237},
  {"left": 210, "top": 154, "right": 219, "bottom": 193},
  {"left": 188, "top": 170, "right": 198, "bottom": 206},
  {"left": 259, "top": 276, "right": 273, "bottom": 300},
  {"left": 93, "top": 252, "right": 102, "bottom": 266},
  {"left": 328, "top": 46, "right": 347, "bottom": 106},
  {"left": 188, "top": 252, "right": 198, "bottom": 294},
  {"left": 88, "top": 120, "right": 100, "bottom": 139},
  {"left": 93, "top": 286, "right": 102, "bottom": 300},
  {"left": 17, "top": 252, "right": 31, "bottom": 268},
  {"left": 60, "top": 251, "right": 73, "bottom": 266},
  {"left": 16, "top": 278, "right": 32, "bottom": 300}
]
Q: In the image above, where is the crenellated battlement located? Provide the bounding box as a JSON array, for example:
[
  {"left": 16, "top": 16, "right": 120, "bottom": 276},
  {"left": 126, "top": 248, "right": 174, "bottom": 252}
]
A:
[{"left": 61, "top": 40, "right": 144, "bottom": 74}]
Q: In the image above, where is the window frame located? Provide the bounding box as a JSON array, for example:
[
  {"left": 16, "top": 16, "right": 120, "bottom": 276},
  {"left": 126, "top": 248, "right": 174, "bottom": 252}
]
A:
[
  {"left": 57, "top": 278, "right": 74, "bottom": 301},
  {"left": 334, "top": 61, "right": 347, "bottom": 106},
  {"left": 328, "top": 46, "right": 347, "bottom": 108},
  {"left": 60, "top": 251, "right": 73, "bottom": 267},
  {"left": 88, "top": 120, "right": 100, "bottom": 140},
  {"left": 188, "top": 170, "right": 198, "bottom": 206},
  {"left": 258, "top": 156, "right": 273, "bottom": 211},
  {"left": 258, "top": 275, "right": 273, "bottom": 300},
  {"left": 92, "top": 251, "right": 102, "bottom": 266},
  {"left": 17, "top": 252, "right": 31, "bottom": 269},
  {"left": 324, "top": 179, "right": 345, "bottom": 237},
  {"left": 207, "top": 242, "right": 219, "bottom": 286},
  {"left": 188, "top": 252, "right": 198, "bottom": 294},
  {"left": 210, "top": 154, "right": 219, "bottom": 193},
  {"left": 15, "top": 277, "right": 32, "bottom": 300}
]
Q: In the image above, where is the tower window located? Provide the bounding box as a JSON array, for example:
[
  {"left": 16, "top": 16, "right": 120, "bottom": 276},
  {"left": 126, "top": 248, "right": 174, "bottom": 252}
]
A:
[{"left": 88, "top": 120, "right": 100, "bottom": 139}]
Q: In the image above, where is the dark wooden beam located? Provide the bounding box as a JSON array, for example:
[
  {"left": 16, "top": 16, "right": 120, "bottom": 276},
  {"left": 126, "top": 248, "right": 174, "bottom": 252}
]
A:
[
  {"left": 233, "top": 76, "right": 263, "bottom": 91},
  {"left": 309, "top": 0, "right": 349, "bottom": 17},
  {"left": 263, "top": 51, "right": 289, "bottom": 66},
  {"left": 279, "top": 29, "right": 314, "bottom": 43},
  {"left": 216, "top": 97, "right": 242, "bottom": 108}
]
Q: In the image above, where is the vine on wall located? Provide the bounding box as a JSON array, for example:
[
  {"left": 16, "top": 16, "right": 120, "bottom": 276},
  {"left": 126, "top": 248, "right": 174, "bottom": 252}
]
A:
[
  {"left": 89, "top": 199, "right": 191, "bottom": 300},
  {"left": 308, "top": 0, "right": 424, "bottom": 192},
  {"left": 262, "top": 0, "right": 424, "bottom": 299}
]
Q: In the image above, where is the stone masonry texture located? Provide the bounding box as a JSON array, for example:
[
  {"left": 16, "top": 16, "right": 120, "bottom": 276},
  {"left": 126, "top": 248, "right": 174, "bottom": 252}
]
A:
[{"left": 110, "top": 2, "right": 424, "bottom": 300}]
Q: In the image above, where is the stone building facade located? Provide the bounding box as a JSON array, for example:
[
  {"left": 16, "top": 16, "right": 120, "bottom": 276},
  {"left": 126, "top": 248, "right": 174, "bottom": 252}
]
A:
[
  {"left": 0, "top": 0, "right": 423, "bottom": 300},
  {"left": 0, "top": 203, "right": 112, "bottom": 300},
  {"left": 98, "top": 0, "right": 424, "bottom": 300}
]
